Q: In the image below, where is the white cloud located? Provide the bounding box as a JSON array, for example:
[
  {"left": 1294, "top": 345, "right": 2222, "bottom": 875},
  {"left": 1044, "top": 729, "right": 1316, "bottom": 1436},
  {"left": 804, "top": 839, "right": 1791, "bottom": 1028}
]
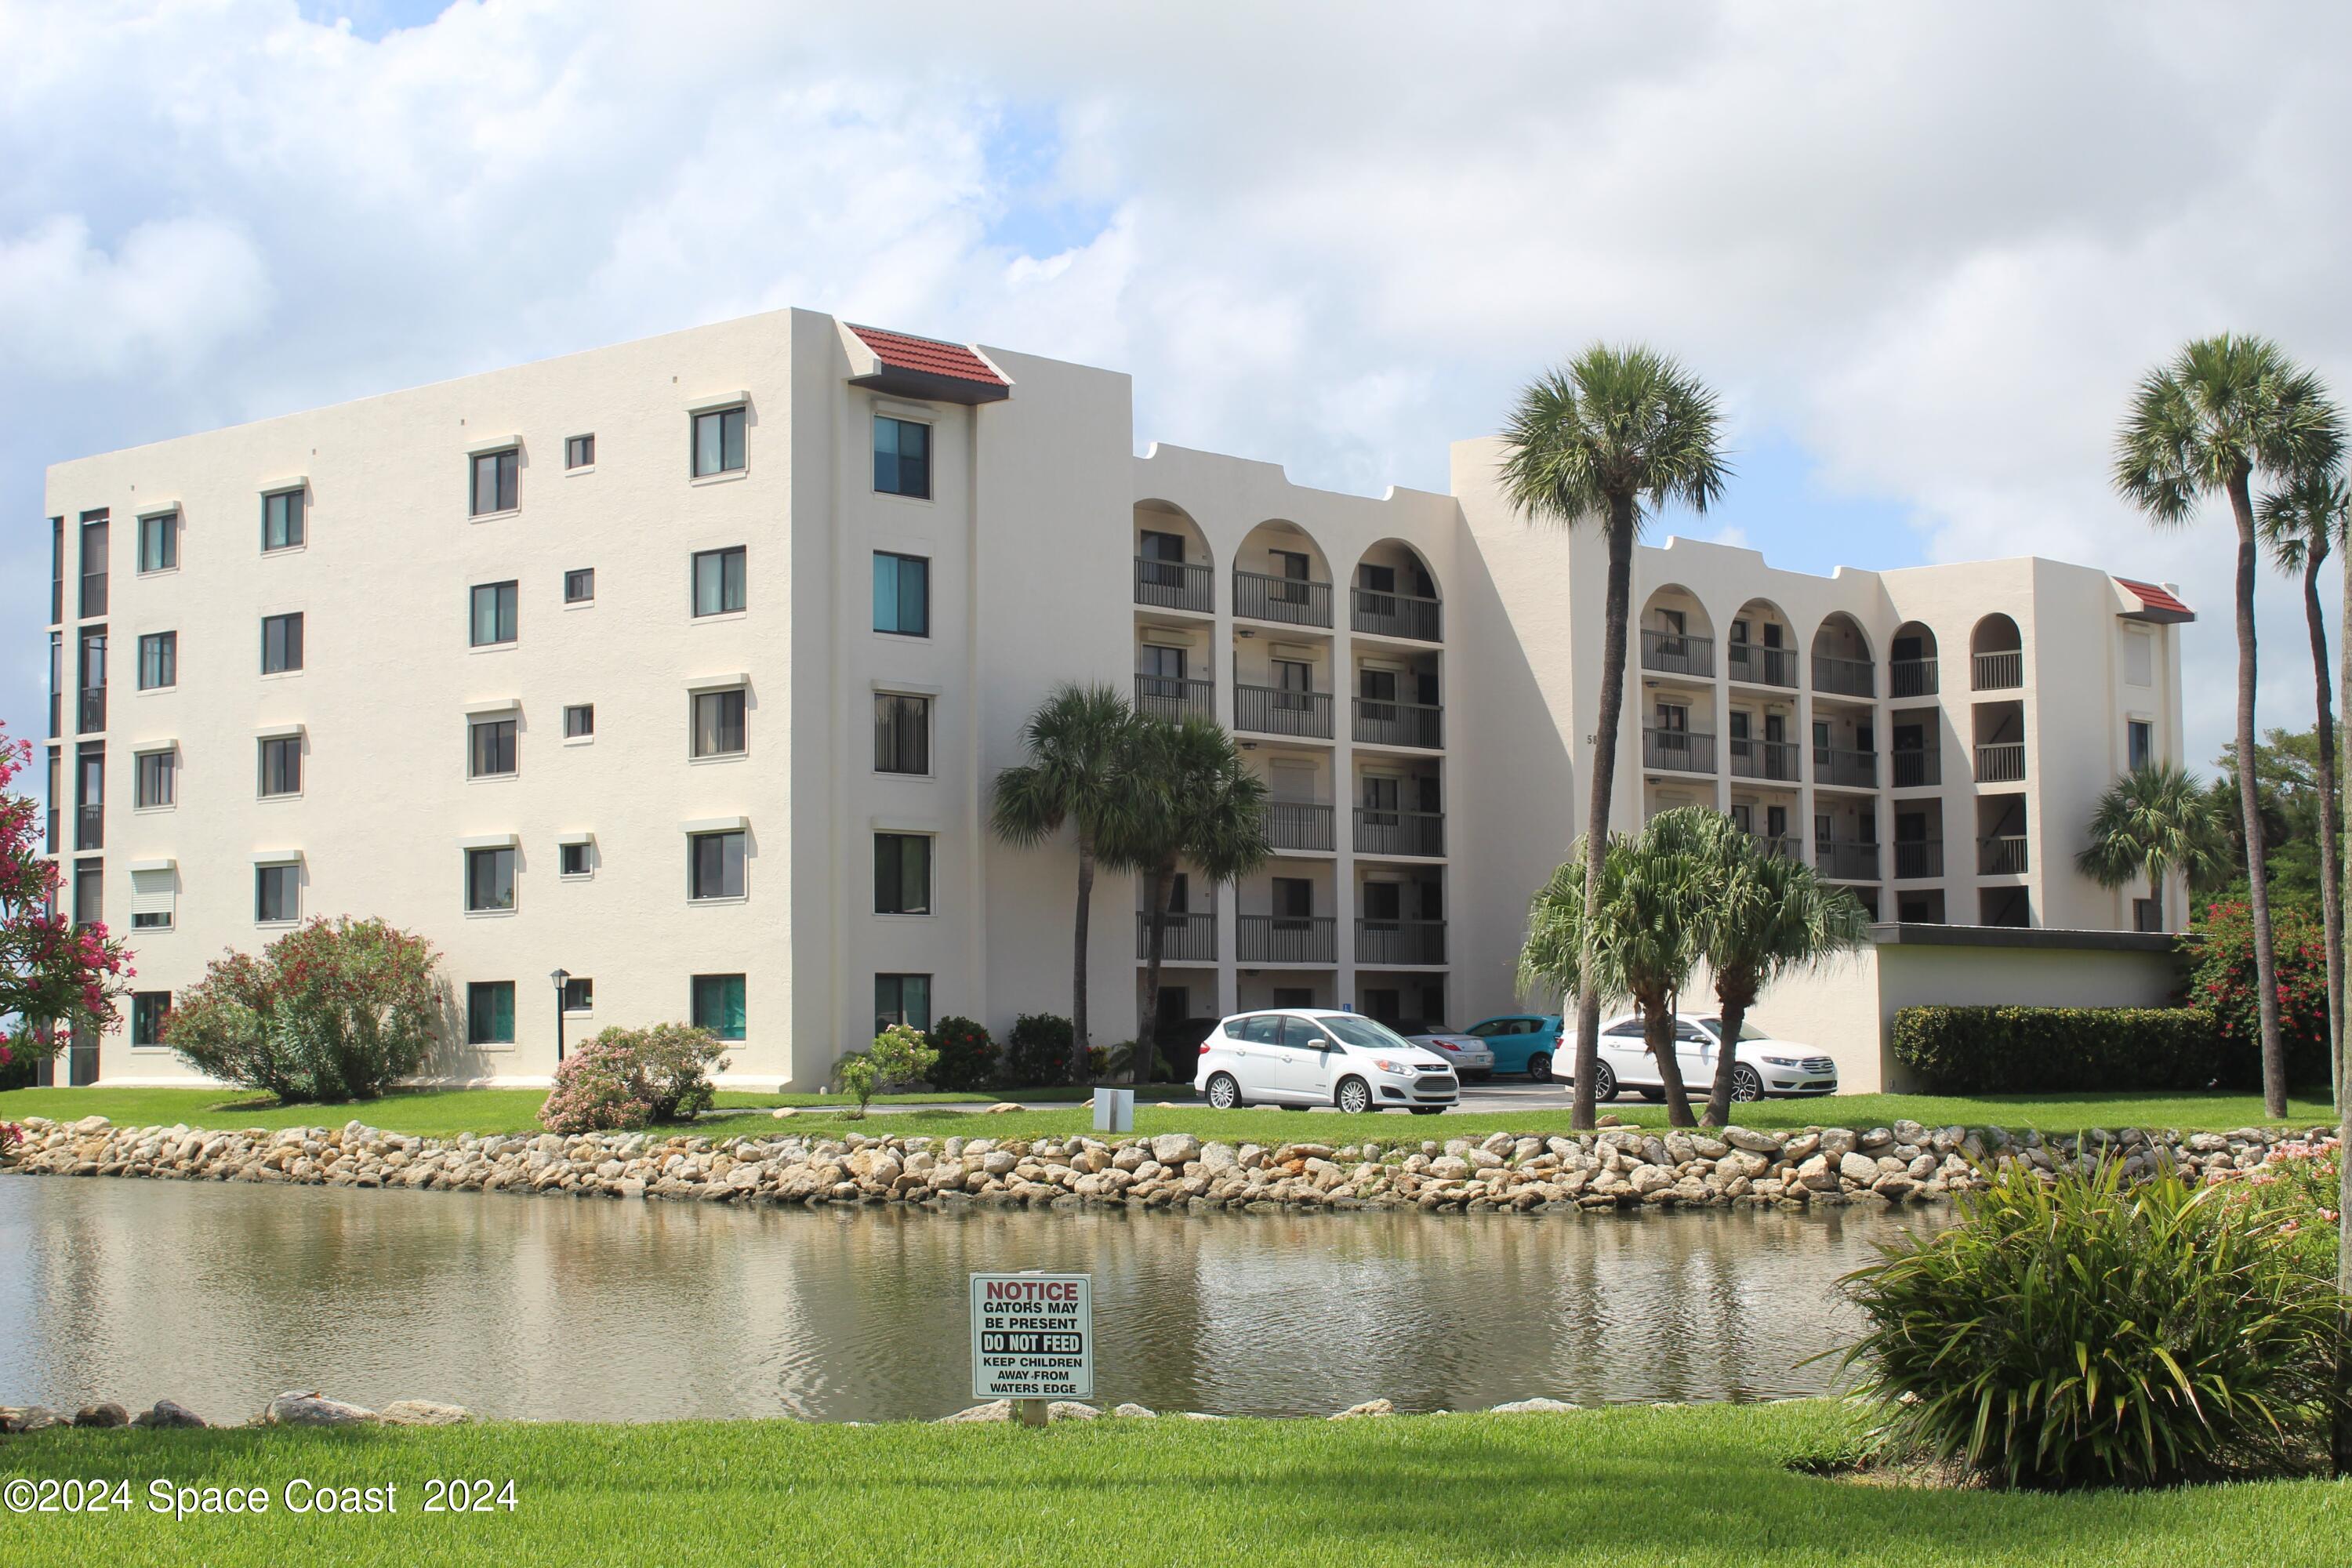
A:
[{"left": 0, "top": 214, "right": 269, "bottom": 378}]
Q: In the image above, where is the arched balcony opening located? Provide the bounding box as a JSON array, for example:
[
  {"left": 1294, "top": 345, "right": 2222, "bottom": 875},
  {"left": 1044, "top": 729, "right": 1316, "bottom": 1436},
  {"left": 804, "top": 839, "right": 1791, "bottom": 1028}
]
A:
[
  {"left": 1889, "top": 620, "right": 1940, "bottom": 698},
  {"left": 1726, "top": 598, "right": 1798, "bottom": 689},
  {"left": 1351, "top": 541, "right": 1442, "bottom": 643},
  {"left": 1811, "top": 612, "right": 1875, "bottom": 699},
  {"left": 1971, "top": 613, "right": 2023, "bottom": 690},
  {"left": 1233, "top": 520, "right": 1334, "bottom": 629},
  {"left": 1134, "top": 500, "right": 1214, "bottom": 614},
  {"left": 1639, "top": 585, "right": 1713, "bottom": 679}
]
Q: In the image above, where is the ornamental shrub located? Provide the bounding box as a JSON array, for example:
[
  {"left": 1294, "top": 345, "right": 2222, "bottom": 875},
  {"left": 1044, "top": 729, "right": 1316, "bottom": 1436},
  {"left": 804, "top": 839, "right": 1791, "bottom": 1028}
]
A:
[
  {"left": 1000, "top": 1012, "right": 1075, "bottom": 1087},
  {"left": 837, "top": 1023, "right": 941, "bottom": 1118},
  {"left": 164, "top": 917, "right": 441, "bottom": 1102},
  {"left": 1834, "top": 1160, "right": 2344, "bottom": 1490},
  {"left": 925, "top": 1015, "right": 996, "bottom": 1093},
  {"left": 1889, "top": 1005, "right": 2220, "bottom": 1094},
  {"left": 2182, "top": 897, "right": 2332, "bottom": 1088},
  {"left": 538, "top": 1022, "right": 724, "bottom": 1134}
]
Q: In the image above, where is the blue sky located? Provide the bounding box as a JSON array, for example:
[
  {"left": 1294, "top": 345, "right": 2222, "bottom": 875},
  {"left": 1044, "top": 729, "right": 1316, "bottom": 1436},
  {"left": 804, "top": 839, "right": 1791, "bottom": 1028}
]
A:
[{"left": 7, "top": 0, "right": 2351, "bottom": 804}]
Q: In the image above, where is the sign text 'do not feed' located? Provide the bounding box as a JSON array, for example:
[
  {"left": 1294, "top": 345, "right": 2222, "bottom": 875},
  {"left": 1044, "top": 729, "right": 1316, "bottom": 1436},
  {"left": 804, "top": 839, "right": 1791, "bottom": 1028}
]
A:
[{"left": 969, "top": 1272, "right": 1093, "bottom": 1401}]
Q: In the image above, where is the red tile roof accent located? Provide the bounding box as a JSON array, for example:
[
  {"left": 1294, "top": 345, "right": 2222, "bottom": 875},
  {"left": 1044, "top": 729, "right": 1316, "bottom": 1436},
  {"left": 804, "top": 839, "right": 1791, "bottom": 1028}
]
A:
[
  {"left": 2115, "top": 577, "right": 2192, "bottom": 618},
  {"left": 849, "top": 325, "right": 1007, "bottom": 387}
]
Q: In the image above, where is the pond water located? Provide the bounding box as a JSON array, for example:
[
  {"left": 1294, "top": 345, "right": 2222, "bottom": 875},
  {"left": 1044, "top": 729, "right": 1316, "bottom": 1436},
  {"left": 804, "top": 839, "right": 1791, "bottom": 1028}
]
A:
[{"left": 0, "top": 1178, "right": 1940, "bottom": 1422}]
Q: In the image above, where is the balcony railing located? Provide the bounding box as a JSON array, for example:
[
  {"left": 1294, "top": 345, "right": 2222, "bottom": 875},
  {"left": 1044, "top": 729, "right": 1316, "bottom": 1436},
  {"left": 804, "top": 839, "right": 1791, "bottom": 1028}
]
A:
[
  {"left": 1748, "top": 833, "right": 1802, "bottom": 862},
  {"left": 1135, "top": 673, "right": 1214, "bottom": 723},
  {"left": 1643, "top": 728, "right": 1716, "bottom": 774},
  {"left": 1639, "top": 630, "right": 1713, "bottom": 677},
  {"left": 1237, "top": 914, "right": 1338, "bottom": 964},
  {"left": 1352, "top": 588, "right": 1443, "bottom": 642},
  {"left": 1134, "top": 557, "right": 1213, "bottom": 613},
  {"left": 1891, "top": 747, "right": 1941, "bottom": 788},
  {"left": 1815, "top": 837, "right": 1881, "bottom": 881},
  {"left": 1980, "top": 835, "right": 2029, "bottom": 875},
  {"left": 1812, "top": 652, "right": 1875, "bottom": 699},
  {"left": 1234, "top": 684, "right": 1333, "bottom": 739},
  {"left": 1893, "top": 839, "right": 1944, "bottom": 880},
  {"left": 1973, "top": 650, "right": 2023, "bottom": 690},
  {"left": 1727, "top": 642, "right": 1798, "bottom": 688},
  {"left": 1355, "top": 808, "right": 1444, "bottom": 858},
  {"left": 1814, "top": 744, "right": 1876, "bottom": 789},
  {"left": 1267, "top": 802, "right": 1336, "bottom": 853},
  {"left": 78, "top": 688, "right": 105, "bottom": 733},
  {"left": 1974, "top": 741, "right": 2026, "bottom": 783},
  {"left": 1356, "top": 918, "right": 1446, "bottom": 965},
  {"left": 1233, "top": 571, "right": 1333, "bottom": 628},
  {"left": 1730, "top": 737, "right": 1801, "bottom": 782},
  {"left": 1136, "top": 910, "right": 1218, "bottom": 962},
  {"left": 74, "top": 804, "right": 103, "bottom": 852},
  {"left": 1353, "top": 698, "right": 1443, "bottom": 749},
  {"left": 1890, "top": 658, "right": 1940, "bottom": 697}
]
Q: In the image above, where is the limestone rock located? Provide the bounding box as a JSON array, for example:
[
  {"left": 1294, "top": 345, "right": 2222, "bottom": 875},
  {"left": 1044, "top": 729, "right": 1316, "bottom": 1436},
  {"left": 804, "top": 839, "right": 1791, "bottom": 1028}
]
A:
[
  {"left": 73, "top": 1401, "right": 129, "bottom": 1428},
  {"left": 1489, "top": 1397, "right": 1580, "bottom": 1414},
  {"left": 1047, "top": 1401, "right": 1099, "bottom": 1421},
  {"left": 132, "top": 1400, "right": 208, "bottom": 1429},
  {"left": 1331, "top": 1399, "right": 1395, "bottom": 1419},
  {"left": 379, "top": 1399, "right": 476, "bottom": 1426},
  {"left": 263, "top": 1392, "right": 379, "bottom": 1426},
  {"left": 1112, "top": 1403, "right": 1158, "bottom": 1417},
  {"left": 937, "top": 1400, "right": 1013, "bottom": 1423}
]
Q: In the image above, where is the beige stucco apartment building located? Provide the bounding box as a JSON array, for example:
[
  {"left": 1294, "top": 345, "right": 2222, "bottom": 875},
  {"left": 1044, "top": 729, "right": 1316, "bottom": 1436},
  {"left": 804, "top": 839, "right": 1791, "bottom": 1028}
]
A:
[{"left": 38, "top": 310, "right": 2192, "bottom": 1092}]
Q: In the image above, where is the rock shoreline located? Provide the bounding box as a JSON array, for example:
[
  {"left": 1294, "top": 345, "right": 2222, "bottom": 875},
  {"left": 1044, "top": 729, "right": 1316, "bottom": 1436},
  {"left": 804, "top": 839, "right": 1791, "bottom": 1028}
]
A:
[
  {"left": 0, "top": 1393, "right": 474, "bottom": 1433},
  {"left": 2, "top": 1114, "right": 2323, "bottom": 1215}
]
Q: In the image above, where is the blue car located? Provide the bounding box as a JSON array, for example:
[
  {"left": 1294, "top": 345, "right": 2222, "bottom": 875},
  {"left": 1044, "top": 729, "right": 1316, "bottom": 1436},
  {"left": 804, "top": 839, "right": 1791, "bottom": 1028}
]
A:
[{"left": 1462, "top": 1014, "right": 1566, "bottom": 1080}]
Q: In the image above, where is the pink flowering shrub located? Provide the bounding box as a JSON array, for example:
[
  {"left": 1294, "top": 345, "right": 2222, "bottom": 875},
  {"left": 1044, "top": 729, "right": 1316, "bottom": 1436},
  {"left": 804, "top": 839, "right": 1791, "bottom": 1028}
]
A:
[
  {"left": 0, "top": 719, "right": 133, "bottom": 1070},
  {"left": 539, "top": 1022, "right": 725, "bottom": 1134},
  {"left": 2205, "top": 1135, "right": 2342, "bottom": 1270},
  {"left": 165, "top": 917, "right": 442, "bottom": 1101}
]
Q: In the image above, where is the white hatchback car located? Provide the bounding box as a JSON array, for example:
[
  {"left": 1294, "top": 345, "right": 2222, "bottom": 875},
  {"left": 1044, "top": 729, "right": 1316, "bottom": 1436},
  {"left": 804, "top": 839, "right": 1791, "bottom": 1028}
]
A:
[
  {"left": 1196, "top": 1008, "right": 1460, "bottom": 1114},
  {"left": 1559, "top": 1011, "right": 1839, "bottom": 1102}
]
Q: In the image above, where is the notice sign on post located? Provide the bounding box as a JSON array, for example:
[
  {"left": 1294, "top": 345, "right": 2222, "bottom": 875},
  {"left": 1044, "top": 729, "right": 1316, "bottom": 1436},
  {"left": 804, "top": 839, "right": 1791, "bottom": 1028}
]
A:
[{"left": 970, "top": 1272, "right": 1093, "bottom": 1400}]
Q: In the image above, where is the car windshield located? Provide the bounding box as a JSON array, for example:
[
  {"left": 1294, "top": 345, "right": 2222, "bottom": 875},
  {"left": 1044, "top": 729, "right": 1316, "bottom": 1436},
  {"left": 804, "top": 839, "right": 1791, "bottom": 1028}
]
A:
[
  {"left": 1322, "top": 1016, "right": 1417, "bottom": 1051},
  {"left": 1700, "top": 1016, "right": 1770, "bottom": 1042}
]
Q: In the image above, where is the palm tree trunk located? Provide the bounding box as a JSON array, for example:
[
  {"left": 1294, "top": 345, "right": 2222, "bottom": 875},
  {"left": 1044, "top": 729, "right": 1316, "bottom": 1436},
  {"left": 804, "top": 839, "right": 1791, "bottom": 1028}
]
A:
[
  {"left": 1644, "top": 1000, "right": 1696, "bottom": 1127},
  {"left": 1572, "top": 496, "right": 1638, "bottom": 1131},
  {"left": 2339, "top": 519, "right": 2352, "bottom": 1476},
  {"left": 1136, "top": 864, "right": 1174, "bottom": 1087},
  {"left": 1070, "top": 829, "right": 1096, "bottom": 1084},
  {"left": 2302, "top": 538, "right": 2345, "bottom": 1103},
  {"left": 2227, "top": 469, "right": 2289, "bottom": 1119},
  {"left": 1705, "top": 982, "right": 1753, "bottom": 1127}
]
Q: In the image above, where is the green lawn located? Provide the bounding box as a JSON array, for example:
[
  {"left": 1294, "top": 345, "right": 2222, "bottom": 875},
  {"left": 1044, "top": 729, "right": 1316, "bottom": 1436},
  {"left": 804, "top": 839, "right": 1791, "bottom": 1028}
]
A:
[
  {"left": 0, "top": 1402, "right": 2339, "bottom": 1565},
  {"left": 0, "top": 1085, "right": 2333, "bottom": 1145}
]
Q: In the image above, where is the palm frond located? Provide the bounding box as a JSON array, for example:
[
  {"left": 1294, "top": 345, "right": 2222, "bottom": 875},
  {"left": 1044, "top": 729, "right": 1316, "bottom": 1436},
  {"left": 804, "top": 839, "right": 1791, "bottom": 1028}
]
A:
[
  {"left": 1495, "top": 343, "right": 1730, "bottom": 535},
  {"left": 2076, "top": 763, "right": 2229, "bottom": 891}
]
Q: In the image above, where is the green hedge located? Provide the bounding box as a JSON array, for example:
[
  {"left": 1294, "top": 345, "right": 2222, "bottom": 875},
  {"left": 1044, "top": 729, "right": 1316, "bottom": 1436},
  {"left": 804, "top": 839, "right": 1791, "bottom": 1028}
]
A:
[{"left": 1890, "top": 1005, "right": 2226, "bottom": 1094}]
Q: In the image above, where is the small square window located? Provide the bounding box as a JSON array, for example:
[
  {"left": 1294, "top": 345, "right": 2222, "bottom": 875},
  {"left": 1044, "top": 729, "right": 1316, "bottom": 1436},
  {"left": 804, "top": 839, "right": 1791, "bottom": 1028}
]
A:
[
  {"left": 258, "top": 735, "right": 302, "bottom": 797},
  {"left": 566, "top": 434, "right": 596, "bottom": 470},
  {"left": 691, "top": 547, "right": 746, "bottom": 616},
  {"left": 136, "top": 750, "right": 175, "bottom": 809},
  {"left": 688, "top": 829, "right": 746, "bottom": 901},
  {"left": 564, "top": 568, "right": 596, "bottom": 604},
  {"left": 874, "top": 692, "right": 931, "bottom": 775},
  {"left": 465, "top": 845, "right": 516, "bottom": 912},
  {"left": 470, "top": 581, "right": 518, "bottom": 646},
  {"left": 874, "top": 973, "right": 931, "bottom": 1033},
  {"left": 691, "top": 972, "right": 746, "bottom": 1041},
  {"left": 138, "top": 512, "right": 177, "bottom": 572},
  {"left": 873, "top": 416, "right": 931, "bottom": 499},
  {"left": 255, "top": 862, "right": 299, "bottom": 924},
  {"left": 561, "top": 975, "right": 594, "bottom": 1012},
  {"left": 470, "top": 448, "right": 519, "bottom": 516},
  {"left": 130, "top": 866, "right": 174, "bottom": 931},
  {"left": 263, "top": 490, "right": 305, "bottom": 552},
  {"left": 559, "top": 840, "right": 593, "bottom": 878},
  {"left": 692, "top": 407, "right": 746, "bottom": 477},
  {"left": 564, "top": 703, "right": 595, "bottom": 739},
  {"left": 131, "top": 990, "right": 171, "bottom": 1046},
  {"left": 466, "top": 980, "right": 515, "bottom": 1046},
  {"left": 470, "top": 717, "right": 517, "bottom": 779},
  {"left": 691, "top": 689, "right": 745, "bottom": 757},
  {"left": 261, "top": 612, "right": 304, "bottom": 673},
  {"left": 138, "top": 631, "right": 176, "bottom": 691},
  {"left": 874, "top": 832, "right": 933, "bottom": 915},
  {"left": 873, "top": 552, "right": 930, "bottom": 637}
]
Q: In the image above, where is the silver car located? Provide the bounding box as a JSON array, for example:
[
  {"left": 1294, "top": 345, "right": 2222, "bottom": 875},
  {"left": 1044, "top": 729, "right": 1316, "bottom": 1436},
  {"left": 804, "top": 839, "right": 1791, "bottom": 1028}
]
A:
[{"left": 1394, "top": 1018, "right": 1494, "bottom": 1080}]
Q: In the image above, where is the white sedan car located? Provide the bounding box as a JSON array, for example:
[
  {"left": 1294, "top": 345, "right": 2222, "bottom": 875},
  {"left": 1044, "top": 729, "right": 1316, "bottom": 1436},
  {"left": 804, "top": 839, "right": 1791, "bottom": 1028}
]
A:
[
  {"left": 1556, "top": 1011, "right": 1838, "bottom": 1102},
  {"left": 1196, "top": 1008, "right": 1460, "bottom": 1114}
]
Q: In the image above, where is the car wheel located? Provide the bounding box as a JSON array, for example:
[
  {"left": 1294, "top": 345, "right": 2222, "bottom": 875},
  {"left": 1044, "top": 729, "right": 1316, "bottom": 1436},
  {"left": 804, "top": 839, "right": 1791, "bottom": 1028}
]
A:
[
  {"left": 1637, "top": 1087, "right": 1666, "bottom": 1103},
  {"left": 1335, "top": 1076, "right": 1372, "bottom": 1114},
  {"left": 1205, "top": 1073, "right": 1241, "bottom": 1111},
  {"left": 1409, "top": 1106, "right": 1446, "bottom": 1116},
  {"left": 1730, "top": 1064, "right": 1764, "bottom": 1102},
  {"left": 1590, "top": 1061, "right": 1618, "bottom": 1102},
  {"left": 1526, "top": 1052, "right": 1552, "bottom": 1082}
]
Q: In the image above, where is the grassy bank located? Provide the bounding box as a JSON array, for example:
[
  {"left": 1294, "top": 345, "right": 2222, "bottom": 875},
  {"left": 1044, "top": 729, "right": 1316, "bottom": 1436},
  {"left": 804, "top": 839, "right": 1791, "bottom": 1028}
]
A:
[
  {"left": 0, "top": 1402, "right": 2339, "bottom": 1565},
  {"left": 0, "top": 1085, "right": 2335, "bottom": 1145}
]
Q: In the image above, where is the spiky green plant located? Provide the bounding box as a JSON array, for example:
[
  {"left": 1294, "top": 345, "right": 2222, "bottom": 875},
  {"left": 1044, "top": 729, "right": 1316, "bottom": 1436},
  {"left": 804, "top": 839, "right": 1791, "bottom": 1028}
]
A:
[{"left": 2075, "top": 763, "right": 2229, "bottom": 933}]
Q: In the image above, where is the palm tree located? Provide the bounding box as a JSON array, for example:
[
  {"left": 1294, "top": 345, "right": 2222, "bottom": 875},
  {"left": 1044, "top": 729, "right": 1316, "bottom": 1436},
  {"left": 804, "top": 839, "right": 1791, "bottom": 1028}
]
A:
[
  {"left": 989, "top": 684, "right": 1145, "bottom": 1081},
  {"left": 2076, "top": 764, "right": 2230, "bottom": 940},
  {"left": 2114, "top": 335, "right": 2343, "bottom": 1119},
  {"left": 1518, "top": 808, "right": 1714, "bottom": 1127},
  {"left": 2259, "top": 470, "right": 2350, "bottom": 1097},
  {"left": 1113, "top": 713, "right": 1270, "bottom": 1085},
  {"left": 1677, "top": 815, "right": 1871, "bottom": 1128},
  {"left": 1497, "top": 346, "right": 1729, "bottom": 1131}
]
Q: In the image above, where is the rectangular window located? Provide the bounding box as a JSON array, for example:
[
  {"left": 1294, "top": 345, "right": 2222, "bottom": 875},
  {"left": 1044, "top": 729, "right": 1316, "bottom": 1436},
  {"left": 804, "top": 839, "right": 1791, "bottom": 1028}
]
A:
[
  {"left": 564, "top": 568, "right": 596, "bottom": 604},
  {"left": 562, "top": 975, "right": 594, "bottom": 1012},
  {"left": 255, "top": 862, "right": 299, "bottom": 924},
  {"left": 466, "top": 981, "right": 515, "bottom": 1046},
  {"left": 79, "top": 513, "right": 110, "bottom": 616},
  {"left": 129, "top": 867, "right": 174, "bottom": 931},
  {"left": 874, "top": 832, "right": 932, "bottom": 915},
  {"left": 692, "top": 407, "right": 746, "bottom": 476},
  {"left": 874, "top": 692, "right": 931, "bottom": 775},
  {"left": 470, "top": 581, "right": 518, "bottom": 646},
  {"left": 874, "top": 973, "right": 932, "bottom": 1033},
  {"left": 2124, "top": 628, "right": 2154, "bottom": 687},
  {"left": 136, "top": 750, "right": 175, "bottom": 809},
  {"left": 132, "top": 990, "right": 171, "bottom": 1045},
  {"left": 873, "top": 416, "right": 931, "bottom": 498},
  {"left": 566, "top": 434, "right": 595, "bottom": 470},
  {"left": 872, "top": 551, "right": 930, "bottom": 637},
  {"left": 2128, "top": 720, "right": 2154, "bottom": 772},
  {"left": 138, "top": 631, "right": 176, "bottom": 690},
  {"left": 465, "top": 846, "right": 516, "bottom": 912},
  {"left": 559, "top": 841, "right": 593, "bottom": 878},
  {"left": 688, "top": 829, "right": 746, "bottom": 900},
  {"left": 258, "top": 735, "right": 302, "bottom": 797},
  {"left": 564, "top": 703, "right": 595, "bottom": 739},
  {"left": 138, "top": 511, "right": 177, "bottom": 572},
  {"left": 74, "top": 859, "right": 103, "bottom": 926},
  {"left": 77, "top": 628, "right": 107, "bottom": 733},
  {"left": 691, "top": 689, "right": 746, "bottom": 757},
  {"left": 691, "top": 547, "right": 746, "bottom": 616},
  {"left": 470, "top": 448, "right": 519, "bottom": 516},
  {"left": 263, "top": 489, "right": 304, "bottom": 551},
  {"left": 261, "top": 612, "right": 303, "bottom": 673},
  {"left": 691, "top": 972, "right": 747, "bottom": 1041},
  {"left": 470, "top": 718, "right": 517, "bottom": 779},
  {"left": 50, "top": 517, "right": 62, "bottom": 624}
]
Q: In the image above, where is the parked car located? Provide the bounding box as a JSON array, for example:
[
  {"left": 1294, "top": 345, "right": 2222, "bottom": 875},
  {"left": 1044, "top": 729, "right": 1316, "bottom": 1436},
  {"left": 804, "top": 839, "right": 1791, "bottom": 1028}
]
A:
[
  {"left": 1392, "top": 1018, "right": 1494, "bottom": 1079},
  {"left": 1561, "top": 1011, "right": 1838, "bottom": 1102},
  {"left": 1196, "top": 1008, "right": 1459, "bottom": 1114},
  {"left": 1461, "top": 1013, "right": 1566, "bottom": 1080}
]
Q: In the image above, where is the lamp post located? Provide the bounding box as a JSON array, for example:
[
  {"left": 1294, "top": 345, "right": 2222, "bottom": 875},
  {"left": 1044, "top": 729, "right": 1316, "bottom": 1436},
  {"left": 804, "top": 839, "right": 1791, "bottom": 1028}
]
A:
[{"left": 550, "top": 967, "right": 569, "bottom": 1065}]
